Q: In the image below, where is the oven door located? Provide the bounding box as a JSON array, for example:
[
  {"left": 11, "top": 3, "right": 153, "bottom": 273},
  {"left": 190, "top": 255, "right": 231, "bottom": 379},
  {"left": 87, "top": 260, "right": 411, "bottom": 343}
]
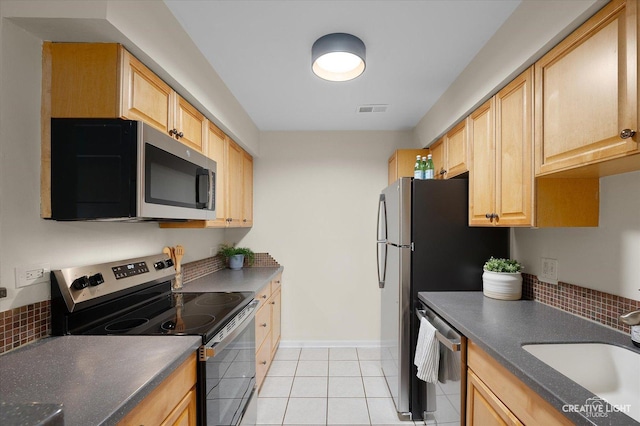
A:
[{"left": 200, "top": 301, "right": 258, "bottom": 426}]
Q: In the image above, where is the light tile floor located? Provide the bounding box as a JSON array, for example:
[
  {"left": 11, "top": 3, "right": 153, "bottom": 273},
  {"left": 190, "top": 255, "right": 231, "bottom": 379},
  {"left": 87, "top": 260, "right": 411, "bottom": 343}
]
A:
[{"left": 256, "top": 347, "right": 460, "bottom": 426}]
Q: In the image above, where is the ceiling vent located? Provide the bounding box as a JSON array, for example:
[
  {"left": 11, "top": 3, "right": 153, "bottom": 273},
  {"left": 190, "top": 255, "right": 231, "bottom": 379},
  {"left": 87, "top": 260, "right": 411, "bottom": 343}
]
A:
[{"left": 357, "top": 104, "right": 388, "bottom": 113}]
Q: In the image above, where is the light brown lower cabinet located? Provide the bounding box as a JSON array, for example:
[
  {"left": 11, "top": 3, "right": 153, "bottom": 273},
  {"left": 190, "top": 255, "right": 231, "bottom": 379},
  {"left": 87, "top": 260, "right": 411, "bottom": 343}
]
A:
[
  {"left": 466, "top": 341, "right": 572, "bottom": 426},
  {"left": 255, "top": 273, "right": 283, "bottom": 390},
  {"left": 118, "top": 353, "right": 197, "bottom": 426}
]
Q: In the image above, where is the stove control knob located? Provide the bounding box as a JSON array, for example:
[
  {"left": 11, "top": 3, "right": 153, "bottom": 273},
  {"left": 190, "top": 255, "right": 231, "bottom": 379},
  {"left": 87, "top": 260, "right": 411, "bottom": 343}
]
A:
[
  {"left": 166, "top": 259, "right": 174, "bottom": 267},
  {"left": 89, "top": 273, "right": 104, "bottom": 286},
  {"left": 72, "top": 276, "right": 89, "bottom": 290},
  {"left": 154, "top": 261, "right": 165, "bottom": 270}
]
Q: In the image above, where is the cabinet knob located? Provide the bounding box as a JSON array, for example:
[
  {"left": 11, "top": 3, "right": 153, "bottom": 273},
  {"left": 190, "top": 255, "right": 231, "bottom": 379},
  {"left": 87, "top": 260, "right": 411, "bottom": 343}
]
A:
[
  {"left": 177, "top": 131, "right": 184, "bottom": 138},
  {"left": 439, "top": 169, "right": 447, "bottom": 176},
  {"left": 620, "top": 129, "right": 636, "bottom": 139},
  {"left": 261, "top": 323, "right": 268, "bottom": 327},
  {"left": 260, "top": 361, "right": 267, "bottom": 365},
  {"left": 169, "top": 128, "right": 177, "bottom": 136},
  {"left": 262, "top": 294, "right": 267, "bottom": 299},
  {"left": 271, "top": 301, "right": 276, "bottom": 305}
]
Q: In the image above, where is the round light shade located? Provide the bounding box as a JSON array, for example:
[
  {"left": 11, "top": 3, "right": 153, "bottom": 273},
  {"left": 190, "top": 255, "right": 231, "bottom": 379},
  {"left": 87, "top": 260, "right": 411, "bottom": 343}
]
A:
[{"left": 312, "top": 33, "right": 366, "bottom": 82}]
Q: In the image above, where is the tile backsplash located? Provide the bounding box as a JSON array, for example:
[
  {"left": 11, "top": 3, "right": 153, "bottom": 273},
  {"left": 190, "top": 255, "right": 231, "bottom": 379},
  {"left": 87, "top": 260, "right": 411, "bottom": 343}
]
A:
[
  {"left": 0, "top": 253, "right": 281, "bottom": 354},
  {"left": 0, "top": 300, "right": 50, "bottom": 354},
  {"left": 522, "top": 273, "right": 640, "bottom": 334}
]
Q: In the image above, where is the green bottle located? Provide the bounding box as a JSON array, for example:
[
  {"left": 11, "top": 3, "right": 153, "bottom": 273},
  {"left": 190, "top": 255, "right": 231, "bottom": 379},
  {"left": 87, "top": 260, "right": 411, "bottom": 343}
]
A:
[
  {"left": 425, "top": 154, "right": 434, "bottom": 179},
  {"left": 414, "top": 155, "right": 422, "bottom": 179},
  {"left": 420, "top": 156, "right": 427, "bottom": 179}
]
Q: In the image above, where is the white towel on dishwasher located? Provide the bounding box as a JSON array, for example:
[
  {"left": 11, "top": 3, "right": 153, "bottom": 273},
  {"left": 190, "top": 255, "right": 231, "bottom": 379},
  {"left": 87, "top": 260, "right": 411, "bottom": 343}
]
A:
[{"left": 414, "top": 316, "right": 439, "bottom": 383}]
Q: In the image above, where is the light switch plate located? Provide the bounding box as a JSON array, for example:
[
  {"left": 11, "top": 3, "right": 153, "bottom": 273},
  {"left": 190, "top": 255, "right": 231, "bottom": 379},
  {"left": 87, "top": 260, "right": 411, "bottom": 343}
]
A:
[{"left": 539, "top": 258, "right": 558, "bottom": 285}]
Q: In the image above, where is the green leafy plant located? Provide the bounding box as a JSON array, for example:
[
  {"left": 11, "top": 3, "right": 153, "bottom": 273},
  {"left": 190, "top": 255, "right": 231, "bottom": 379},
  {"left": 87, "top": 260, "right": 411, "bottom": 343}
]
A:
[
  {"left": 217, "top": 243, "right": 255, "bottom": 265},
  {"left": 483, "top": 257, "right": 522, "bottom": 273}
]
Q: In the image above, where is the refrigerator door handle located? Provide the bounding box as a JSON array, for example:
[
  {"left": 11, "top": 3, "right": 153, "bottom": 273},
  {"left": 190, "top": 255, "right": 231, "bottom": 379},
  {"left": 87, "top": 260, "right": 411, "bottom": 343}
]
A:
[{"left": 377, "top": 194, "right": 387, "bottom": 288}]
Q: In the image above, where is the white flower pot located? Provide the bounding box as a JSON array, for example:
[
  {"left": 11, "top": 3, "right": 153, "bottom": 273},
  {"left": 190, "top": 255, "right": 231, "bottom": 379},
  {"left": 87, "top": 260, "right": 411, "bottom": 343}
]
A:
[
  {"left": 482, "top": 270, "right": 522, "bottom": 300},
  {"left": 229, "top": 254, "right": 245, "bottom": 270}
]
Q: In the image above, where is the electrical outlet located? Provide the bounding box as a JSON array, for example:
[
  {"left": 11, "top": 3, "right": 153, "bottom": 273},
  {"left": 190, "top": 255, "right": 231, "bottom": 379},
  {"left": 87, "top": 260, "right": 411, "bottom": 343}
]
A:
[
  {"left": 539, "top": 258, "right": 558, "bottom": 285},
  {"left": 15, "top": 263, "right": 51, "bottom": 288}
]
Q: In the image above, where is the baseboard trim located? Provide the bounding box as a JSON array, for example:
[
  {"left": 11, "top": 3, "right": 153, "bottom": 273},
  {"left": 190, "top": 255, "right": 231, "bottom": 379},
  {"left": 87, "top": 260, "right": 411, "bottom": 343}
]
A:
[{"left": 279, "top": 340, "right": 380, "bottom": 348}]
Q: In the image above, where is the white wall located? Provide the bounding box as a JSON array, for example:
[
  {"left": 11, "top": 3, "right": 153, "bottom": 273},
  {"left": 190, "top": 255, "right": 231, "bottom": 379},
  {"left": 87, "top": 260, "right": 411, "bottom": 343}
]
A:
[
  {"left": 513, "top": 171, "right": 640, "bottom": 301},
  {"left": 0, "top": 18, "right": 227, "bottom": 311},
  {"left": 227, "top": 131, "right": 412, "bottom": 345}
]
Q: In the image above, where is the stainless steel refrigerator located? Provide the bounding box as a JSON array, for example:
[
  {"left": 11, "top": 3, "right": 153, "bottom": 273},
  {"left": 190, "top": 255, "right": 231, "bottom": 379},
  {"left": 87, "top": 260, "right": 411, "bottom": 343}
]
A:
[{"left": 376, "top": 177, "right": 509, "bottom": 420}]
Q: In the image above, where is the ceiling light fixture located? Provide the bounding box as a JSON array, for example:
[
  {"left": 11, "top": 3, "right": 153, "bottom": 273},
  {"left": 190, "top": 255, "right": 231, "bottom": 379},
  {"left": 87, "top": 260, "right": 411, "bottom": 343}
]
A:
[{"left": 312, "top": 33, "right": 366, "bottom": 82}]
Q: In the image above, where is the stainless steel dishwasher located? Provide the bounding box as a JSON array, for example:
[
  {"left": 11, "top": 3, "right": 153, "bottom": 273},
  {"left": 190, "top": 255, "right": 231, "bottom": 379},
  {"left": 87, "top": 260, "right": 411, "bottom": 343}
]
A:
[{"left": 415, "top": 302, "right": 466, "bottom": 424}]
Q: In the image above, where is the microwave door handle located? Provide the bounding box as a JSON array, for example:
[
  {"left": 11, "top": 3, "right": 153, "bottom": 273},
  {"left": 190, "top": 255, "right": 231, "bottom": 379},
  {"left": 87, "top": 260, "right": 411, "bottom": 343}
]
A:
[
  {"left": 208, "top": 169, "right": 215, "bottom": 210},
  {"left": 195, "top": 168, "right": 209, "bottom": 209}
]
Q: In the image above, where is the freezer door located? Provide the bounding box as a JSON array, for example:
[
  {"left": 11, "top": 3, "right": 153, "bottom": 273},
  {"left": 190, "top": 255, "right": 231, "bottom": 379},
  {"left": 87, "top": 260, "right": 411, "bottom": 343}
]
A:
[
  {"left": 382, "top": 178, "right": 412, "bottom": 247},
  {"left": 377, "top": 194, "right": 388, "bottom": 288},
  {"left": 381, "top": 244, "right": 412, "bottom": 419}
]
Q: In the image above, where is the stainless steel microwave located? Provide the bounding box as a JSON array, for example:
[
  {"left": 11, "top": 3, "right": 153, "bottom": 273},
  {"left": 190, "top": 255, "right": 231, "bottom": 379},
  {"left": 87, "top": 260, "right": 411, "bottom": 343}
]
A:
[{"left": 50, "top": 118, "right": 215, "bottom": 221}]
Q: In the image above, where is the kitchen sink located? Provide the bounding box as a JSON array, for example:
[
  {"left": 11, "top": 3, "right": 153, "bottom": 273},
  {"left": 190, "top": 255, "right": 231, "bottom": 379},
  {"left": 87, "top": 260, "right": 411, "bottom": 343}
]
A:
[{"left": 522, "top": 343, "right": 640, "bottom": 423}]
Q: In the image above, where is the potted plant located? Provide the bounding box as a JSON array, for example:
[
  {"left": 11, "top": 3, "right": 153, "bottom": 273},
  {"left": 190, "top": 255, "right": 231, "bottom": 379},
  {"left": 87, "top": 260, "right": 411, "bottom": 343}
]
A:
[
  {"left": 482, "top": 257, "right": 523, "bottom": 300},
  {"left": 217, "top": 243, "right": 255, "bottom": 270}
]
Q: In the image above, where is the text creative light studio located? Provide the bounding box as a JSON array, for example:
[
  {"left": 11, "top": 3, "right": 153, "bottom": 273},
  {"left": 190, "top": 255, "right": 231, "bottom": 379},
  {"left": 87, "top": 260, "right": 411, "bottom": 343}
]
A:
[{"left": 562, "top": 397, "right": 632, "bottom": 419}]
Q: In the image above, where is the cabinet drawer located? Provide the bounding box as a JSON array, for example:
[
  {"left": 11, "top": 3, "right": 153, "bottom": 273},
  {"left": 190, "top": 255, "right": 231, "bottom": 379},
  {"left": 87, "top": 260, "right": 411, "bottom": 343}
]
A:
[
  {"left": 255, "top": 283, "right": 271, "bottom": 310},
  {"left": 255, "top": 304, "right": 271, "bottom": 346},
  {"left": 256, "top": 332, "right": 272, "bottom": 390}
]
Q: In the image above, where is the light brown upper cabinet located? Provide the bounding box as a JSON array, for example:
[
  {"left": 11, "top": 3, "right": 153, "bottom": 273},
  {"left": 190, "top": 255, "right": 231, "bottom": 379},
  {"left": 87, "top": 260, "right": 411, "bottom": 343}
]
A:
[
  {"left": 535, "top": 0, "right": 640, "bottom": 177},
  {"left": 205, "top": 123, "right": 229, "bottom": 228},
  {"left": 48, "top": 42, "right": 206, "bottom": 154},
  {"left": 387, "top": 149, "right": 430, "bottom": 184},
  {"left": 242, "top": 151, "right": 254, "bottom": 227},
  {"left": 428, "top": 122, "right": 469, "bottom": 179},
  {"left": 429, "top": 138, "right": 446, "bottom": 179},
  {"left": 445, "top": 120, "right": 469, "bottom": 178},
  {"left": 469, "top": 68, "right": 534, "bottom": 227}
]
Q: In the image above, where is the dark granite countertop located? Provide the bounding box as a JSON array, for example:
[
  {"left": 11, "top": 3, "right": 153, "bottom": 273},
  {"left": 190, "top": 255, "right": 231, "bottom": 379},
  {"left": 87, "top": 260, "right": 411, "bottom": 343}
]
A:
[
  {"left": 179, "top": 266, "right": 283, "bottom": 293},
  {"left": 418, "top": 291, "right": 640, "bottom": 426},
  {"left": 0, "top": 335, "right": 200, "bottom": 426}
]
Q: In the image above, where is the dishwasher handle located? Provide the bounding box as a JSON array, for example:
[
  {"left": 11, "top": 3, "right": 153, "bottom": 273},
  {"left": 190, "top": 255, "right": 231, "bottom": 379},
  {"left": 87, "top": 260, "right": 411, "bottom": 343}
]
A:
[{"left": 415, "top": 307, "right": 461, "bottom": 352}]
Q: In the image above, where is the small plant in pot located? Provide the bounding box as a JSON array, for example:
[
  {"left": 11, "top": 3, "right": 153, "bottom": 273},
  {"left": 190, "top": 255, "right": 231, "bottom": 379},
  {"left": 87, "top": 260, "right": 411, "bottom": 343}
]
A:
[
  {"left": 482, "top": 257, "right": 523, "bottom": 300},
  {"left": 217, "top": 244, "right": 255, "bottom": 270}
]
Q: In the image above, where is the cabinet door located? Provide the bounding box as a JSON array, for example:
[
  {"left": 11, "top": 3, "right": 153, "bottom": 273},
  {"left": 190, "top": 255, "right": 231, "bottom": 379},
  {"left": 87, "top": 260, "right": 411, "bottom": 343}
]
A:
[
  {"left": 535, "top": 0, "right": 639, "bottom": 175},
  {"left": 174, "top": 95, "right": 206, "bottom": 153},
  {"left": 445, "top": 120, "right": 469, "bottom": 178},
  {"left": 121, "top": 49, "right": 173, "bottom": 135},
  {"left": 467, "top": 370, "right": 523, "bottom": 426},
  {"left": 430, "top": 138, "right": 446, "bottom": 179},
  {"left": 496, "top": 67, "right": 534, "bottom": 226},
  {"left": 207, "top": 123, "right": 228, "bottom": 227},
  {"left": 468, "top": 99, "right": 496, "bottom": 226},
  {"left": 242, "top": 151, "right": 254, "bottom": 227},
  {"left": 270, "top": 288, "right": 281, "bottom": 355},
  {"left": 160, "top": 388, "right": 197, "bottom": 426},
  {"left": 227, "top": 139, "right": 244, "bottom": 225}
]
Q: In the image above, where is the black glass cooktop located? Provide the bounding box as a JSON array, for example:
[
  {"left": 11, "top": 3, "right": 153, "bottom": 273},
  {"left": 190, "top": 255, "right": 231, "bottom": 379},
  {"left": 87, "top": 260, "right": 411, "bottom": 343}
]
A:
[{"left": 76, "top": 283, "right": 253, "bottom": 343}]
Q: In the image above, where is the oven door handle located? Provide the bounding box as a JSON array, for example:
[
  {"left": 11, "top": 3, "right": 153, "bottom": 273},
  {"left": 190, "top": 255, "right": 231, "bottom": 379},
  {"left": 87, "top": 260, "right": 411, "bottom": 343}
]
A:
[
  {"left": 200, "top": 300, "right": 259, "bottom": 361},
  {"left": 415, "top": 307, "right": 461, "bottom": 352}
]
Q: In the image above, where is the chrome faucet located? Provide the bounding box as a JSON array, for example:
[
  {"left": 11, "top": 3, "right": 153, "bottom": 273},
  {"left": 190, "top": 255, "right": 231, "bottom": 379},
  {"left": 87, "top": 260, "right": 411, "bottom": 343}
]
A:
[
  {"left": 620, "top": 298, "right": 640, "bottom": 348},
  {"left": 620, "top": 310, "right": 640, "bottom": 326}
]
